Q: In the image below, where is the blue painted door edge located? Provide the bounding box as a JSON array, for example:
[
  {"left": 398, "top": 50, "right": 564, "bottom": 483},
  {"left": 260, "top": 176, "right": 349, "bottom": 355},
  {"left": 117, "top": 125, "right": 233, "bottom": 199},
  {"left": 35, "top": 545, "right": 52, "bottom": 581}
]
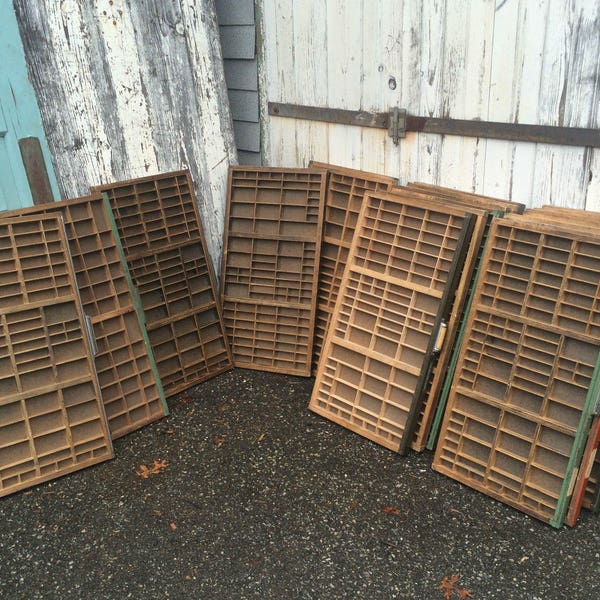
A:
[{"left": 0, "top": 1, "right": 60, "bottom": 209}]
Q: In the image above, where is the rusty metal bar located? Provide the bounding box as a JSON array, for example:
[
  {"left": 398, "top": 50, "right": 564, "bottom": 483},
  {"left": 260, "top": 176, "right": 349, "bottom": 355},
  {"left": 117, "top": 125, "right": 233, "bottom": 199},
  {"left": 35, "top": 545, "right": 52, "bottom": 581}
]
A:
[
  {"left": 269, "top": 102, "right": 388, "bottom": 129},
  {"left": 268, "top": 102, "right": 600, "bottom": 148}
]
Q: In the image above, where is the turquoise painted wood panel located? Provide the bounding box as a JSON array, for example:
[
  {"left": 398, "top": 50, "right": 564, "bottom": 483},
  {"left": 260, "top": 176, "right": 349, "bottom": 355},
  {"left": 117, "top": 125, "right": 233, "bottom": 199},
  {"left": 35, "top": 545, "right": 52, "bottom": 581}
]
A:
[{"left": 0, "top": 2, "right": 59, "bottom": 210}]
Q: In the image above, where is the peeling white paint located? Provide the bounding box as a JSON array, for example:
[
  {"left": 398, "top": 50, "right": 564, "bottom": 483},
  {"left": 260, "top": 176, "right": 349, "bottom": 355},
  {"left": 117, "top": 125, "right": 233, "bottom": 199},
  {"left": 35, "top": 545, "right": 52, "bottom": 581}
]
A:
[
  {"left": 14, "top": 0, "right": 236, "bottom": 271},
  {"left": 259, "top": 0, "right": 599, "bottom": 210},
  {"left": 95, "top": 0, "right": 158, "bottom": 175},
  {"left": 37, "top": 2, "right": 114, "bottom": 189}
]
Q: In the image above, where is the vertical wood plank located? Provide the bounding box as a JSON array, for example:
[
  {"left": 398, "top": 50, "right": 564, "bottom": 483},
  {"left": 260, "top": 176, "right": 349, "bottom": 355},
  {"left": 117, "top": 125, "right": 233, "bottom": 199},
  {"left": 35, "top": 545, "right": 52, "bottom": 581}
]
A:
[
  {"left": 417, "top": 0, "right": 446, "bottom": 184},
  {"left": 326, "top": 0, "right": 363, "bottom": 167},
  {"left": 481, "top": 0, "right": 520, "bottom": 198},
  {"left": 14, "top": 1, "right": 116, "bottom": 194},
  {"left": 398, "top": 0, "right": 423, "bottom": 184},
  {"left": 359, "top": 0, "right": 402, "bottom": 175},
  {"left": 438, "top": 0, "right": 495, "bottom": 193},
  {"left": 95, "top": 0, "right": 158, "bottom": 174},
  {"left": 256, "top": 0, "right": 274, "bottom": 162},
  {"left": 266, "top": 0, "right": 298, "bottom": 165},
  {"left": 180, "top": 0, "right": 239, "bottom": 266},
  {"left": 292, "top": 0, "right": 329, "bottom": 167},
  {"left": 507, "top": 0, "right": 549, "bottom": 205},
  {"left": 531, "top": 0, "right": 599, "bottom": 208},
  {"left": 13, "top": 0, "right": 236, "bottom": 270}
]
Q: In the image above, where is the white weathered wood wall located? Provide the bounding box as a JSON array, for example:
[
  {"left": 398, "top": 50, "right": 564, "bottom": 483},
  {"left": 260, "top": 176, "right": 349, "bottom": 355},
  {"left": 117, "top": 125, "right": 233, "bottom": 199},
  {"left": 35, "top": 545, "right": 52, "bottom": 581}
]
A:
[
  {"left": 258, "top": 0, "right": 599, "bottom": 209},
  {"left": 13, "top": 0, "right": 237, "bottom": 270}
]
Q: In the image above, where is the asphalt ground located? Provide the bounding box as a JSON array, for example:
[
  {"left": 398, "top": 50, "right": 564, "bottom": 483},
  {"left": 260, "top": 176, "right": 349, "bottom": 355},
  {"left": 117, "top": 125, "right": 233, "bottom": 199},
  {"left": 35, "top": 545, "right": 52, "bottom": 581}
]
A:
[{"left": 1, "top": 369, "right": 599, "bottom": 599}]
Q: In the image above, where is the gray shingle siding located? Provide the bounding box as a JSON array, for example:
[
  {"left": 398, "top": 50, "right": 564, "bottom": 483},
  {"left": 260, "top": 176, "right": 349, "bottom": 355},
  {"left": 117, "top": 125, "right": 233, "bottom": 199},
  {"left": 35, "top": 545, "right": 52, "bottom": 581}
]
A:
[
  {"left": 216, "top": 0, "right": 255, "bottom": 25},
  {"left": 216, "top": 0, "right": 261, "bottom": 165},
  {"left": 223, "top": 58, "right": 258, "bottom": 92}
]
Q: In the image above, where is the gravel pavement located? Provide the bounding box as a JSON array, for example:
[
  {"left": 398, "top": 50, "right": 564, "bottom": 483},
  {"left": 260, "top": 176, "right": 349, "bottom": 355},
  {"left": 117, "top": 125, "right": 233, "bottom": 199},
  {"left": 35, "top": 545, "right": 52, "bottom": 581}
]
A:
[{"left": 1, "top": 369, "right": 599, "bottom": 599}]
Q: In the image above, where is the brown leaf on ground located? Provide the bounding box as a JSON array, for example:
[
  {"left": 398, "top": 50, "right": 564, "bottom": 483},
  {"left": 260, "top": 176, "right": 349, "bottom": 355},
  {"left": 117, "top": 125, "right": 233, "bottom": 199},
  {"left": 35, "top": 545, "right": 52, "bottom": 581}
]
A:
[
  {"left": 381, "top": 505, "right": 402, "bottom": 515},
  {"left": 257, "top": 433, "right": 265, "bottom": 443},
  {"left": 439, "top": 576, "right": 456, "bottom": 599},
  {"left": 137, "top": 465, "right": 151, "bottom": 478},
  {"left": 170, "top": 522, "right": 177, "bottom": 531},
  {"left": 212, "top": 437, "right": 224, "bottom": 448},
  {"left": 439, "top": 574, "right": 472, "bottom": 599},
  {"left": 136, "top": 459, "right": 167, "bottom": 478},
  {"left": 349, "top": 501, "right": 360, "bottom": 510}
]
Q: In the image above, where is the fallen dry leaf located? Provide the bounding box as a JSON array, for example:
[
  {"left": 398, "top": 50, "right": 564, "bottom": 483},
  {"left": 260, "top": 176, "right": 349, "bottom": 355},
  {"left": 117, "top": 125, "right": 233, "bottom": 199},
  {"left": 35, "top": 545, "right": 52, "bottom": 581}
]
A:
[
  {"left": 137, "top": 465, "right": 150, "bottom": 478},
  {"left": 349, "top": 501, "right": 360, "bottom": 510},
  {"left": 440, "top": 575, "right": 458, "bottom": 599},
  {"left": 440, "top": 578, "right": 454, "bottom": 600},
  {"left": 170, "top": 522, "right": 177, "bottom": 531},
  {"left": 518, "top": 555, "right": 529, "bottom": 565},
  {"left": 439, "top": 574, "right": 472, "bottom": 599},
  {"left": 257, "top": 433, "right": 265, "bottom": 443},
  {"left": 136, "top": 459, "right": 167, "bottom": 478},
  {"left": 381, "top": 505, "right": 402, "bottom": 515},
  {"left": 212, "top": 437, "right": 224, "bottom": 448}
]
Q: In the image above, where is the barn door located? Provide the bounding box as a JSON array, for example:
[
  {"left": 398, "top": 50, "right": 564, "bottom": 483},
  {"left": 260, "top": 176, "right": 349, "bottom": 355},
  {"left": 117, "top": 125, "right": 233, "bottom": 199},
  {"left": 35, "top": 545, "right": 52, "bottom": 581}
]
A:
[{"left": 0, "top": 2, "right": 59, "bottom": 209}]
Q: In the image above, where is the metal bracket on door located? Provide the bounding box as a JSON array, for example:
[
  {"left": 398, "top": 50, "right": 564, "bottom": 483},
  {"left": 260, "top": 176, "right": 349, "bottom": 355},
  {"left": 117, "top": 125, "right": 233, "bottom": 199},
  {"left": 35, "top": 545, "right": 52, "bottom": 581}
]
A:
[{"left": 388, "top": 107, "right": 407, "bottom": 145}]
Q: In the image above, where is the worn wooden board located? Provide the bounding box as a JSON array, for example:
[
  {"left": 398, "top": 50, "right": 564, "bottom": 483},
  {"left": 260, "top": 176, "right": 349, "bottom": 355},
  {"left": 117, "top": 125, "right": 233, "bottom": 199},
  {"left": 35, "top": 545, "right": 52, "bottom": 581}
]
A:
[
  {"left": 0, "top": 214, "right": 113, "bottom": 497},
  {"left": 96, "top": 171, "right": 233, "bottom": 396},
  {"left": 310, "top": 192, "right": 480, "bottom": 453},
  {"left": 257, "top": 0, "right": 599, "bottom": 210},
  {"left": 221, "top": 167, "right": 325, "bottom": 376},
  {"left": 433, "top": 217, "right": 600, "bottom": 527},
  {"left": 308, "top": 162, "right": 396, "bottom": 371},
  {"left": 1, "top": 194, "right": 167, "bottom": 439},
  {"left": 13, "top": 0, "right": 236, "bottom": 273}
]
